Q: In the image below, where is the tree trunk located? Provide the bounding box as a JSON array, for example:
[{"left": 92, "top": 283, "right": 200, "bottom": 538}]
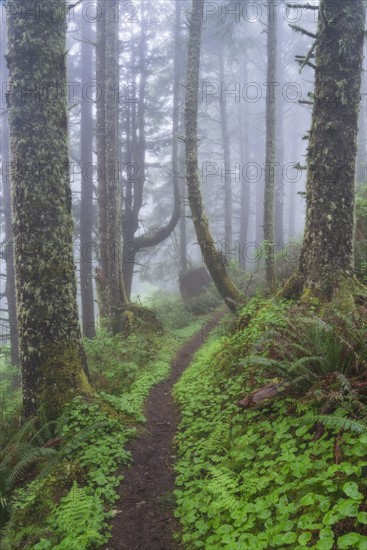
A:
[
  {"left": 121, "top": 5, "right": 147, "bottom": 299},
  {"left": 0, "top": 15, "right": 19, "bottom": 370},
  {"left": 80, "top": 8, "right": 96, "bottom": 339},
  {"left": 239, "top": 57, "right": 250, "bottom": 270},
  {"left": 288, "top": 138, "right": 298, "bottom": 242},
  {"left": 96, "top": 1, "right": 128, "bottom": 331},
  {"left": 274, "top": 12, "right": 285, "bottom": 250},
  {"left": 95, "top": 3, "right": 109, "bottom": 319},
  {"left": 7, "top": 0, "right": 92, "bottom": 419},
  {"left": 284, "top": 0, "right": 365, "bottom": 301},
  {"left": 122, "top": 1, "right": 182, "bottom": 296},
  {"left": 121, "top": 47, "right": 136, "bottom": 301},
  {"left": 185, "top": 0, "right": 243, "bottom": 313},
  {"left": 356, "top": 35, "right": 366, "bottom": 184},
  {"left": 179, "top": 158, "right": 188, "bottom": 272},
  {"left": 173, "top": 0, "right": 186, "bottom": 274},
  {"left": 263, "top": 0, "right": 277, "bottom": 290},
  {"left": 255, "top": 173, "right": 264, "bottom": 244},
  {"left": 219, "top": 50, "right": 232, "bottom": 258},
  {"left": 105, "top": 0, "right": 128, "bottom": 333}
]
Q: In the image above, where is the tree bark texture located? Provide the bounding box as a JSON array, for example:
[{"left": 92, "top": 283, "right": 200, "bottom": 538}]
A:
[
  {"left": 7, "top": 0, "right": 91, "bottom": 418},
  {"left": 185, "top": 0, "right": 243, "bottom": 313}
]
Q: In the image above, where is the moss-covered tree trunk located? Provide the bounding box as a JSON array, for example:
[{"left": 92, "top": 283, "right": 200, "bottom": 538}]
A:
[
  {"left": 96, "top": 2, "right": 128, "bottom": 332},
  {"left": 185, "top": 0, "right": 243, "bottom": 313},
  {"left": 263, "top": 0, "right": 277, "bottom": 291},
  {"left": 105, "top": 0, "right": 128, "bottom": 333},
  {"left": 284, "top": 0, "right": 365, "bottom": 301},
  {"left": 356, "top": 37, "right": 366, "bottom": 184},
  {"left": 6, "top": 0, "right": 91, "bottom": 419}
]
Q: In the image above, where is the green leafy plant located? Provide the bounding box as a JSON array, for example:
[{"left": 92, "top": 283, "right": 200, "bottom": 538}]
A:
[
  {"left": 240, "top": 310, "right": 367, "bottom": 415},
  {"left": 0, "top": 416, "right": 58, "bottom": 530},
  {"left": 32, "top": 483, "right": 107, "bottom": 550},
  {"left": 183, "top": 286, "right": 222, "bottom": 316},
  {"left": 1, "top": 307, "right": 205, "bottom": 549},
  {"left": 147, "top": 291, "right": 195, "bottom": 329},
  {"left": 173, "top": 298, "right": 367, "bottom": 549},
  {"left": 355, "top": 184, "right": 367, "bottom": 285}
]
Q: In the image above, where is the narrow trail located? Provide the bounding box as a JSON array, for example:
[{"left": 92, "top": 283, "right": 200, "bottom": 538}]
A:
[{"left": 104, "top": 312, "right": 224, "bottom": 550}]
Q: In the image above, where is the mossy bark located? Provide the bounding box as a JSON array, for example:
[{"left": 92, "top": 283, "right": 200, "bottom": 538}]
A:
[
  {"left": 96, "top": 1, "right": 129, "bottom": 332},
  {"left": 105, "top": 0, "right": 128, "bottom": 333},
  {"left": 283, "top": 0, "right": 365, "bottom": 302},
  {"left": 263, "top": 0, "right": 277, "bottom": 291},
  {"left": 6, "top": 0, "right": 91, "bottom": 418},
  {"left": 185, "top": 0, "right": 244, "bottom": 313},
  {"left": 356, "top": 38, "right": 366, "bottom": 184}
]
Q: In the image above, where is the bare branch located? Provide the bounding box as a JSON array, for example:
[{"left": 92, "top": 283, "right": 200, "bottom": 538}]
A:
[
  {"left": 287, "top": 3, "right": 319, "bottom": 10},
  {"left": 68, "top": 0, "right": 83, "bottom": 11},
  {"left": 290, "top": 24, "right": 317, "bottom": 39}
]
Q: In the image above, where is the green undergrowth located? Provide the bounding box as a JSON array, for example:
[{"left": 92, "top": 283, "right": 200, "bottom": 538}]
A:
[
  {"left": 0, "top": 352, "right": 21, "bottom": 438},
  {"left": 1, "top": 312, "right": 205, "bottom": 550},
  {"left": 173, "top": 297, "right": 367, "bottom": 549}
]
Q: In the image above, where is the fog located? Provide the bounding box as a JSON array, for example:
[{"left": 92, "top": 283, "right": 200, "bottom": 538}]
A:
[{"left": 0, "top": 0, "right": 366, "bottom": 339}]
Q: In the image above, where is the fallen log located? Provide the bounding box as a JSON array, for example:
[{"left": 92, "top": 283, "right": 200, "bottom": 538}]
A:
[{"left": 237, "top": 383, "right": 283, "bottom": 409}]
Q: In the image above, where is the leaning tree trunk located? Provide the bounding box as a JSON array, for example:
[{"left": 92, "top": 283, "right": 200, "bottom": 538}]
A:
[
  {"left": 79, "top": 7, "right": 96, "bottom": 339},
  {"left": 185, "top": 0, "right": 243, "bottom": 313},
  {"left": 7, "top": 0, "right": 91, "bottom": 419},
  {"left": 0, "top": 15, "right": 19, "bottom": 371},
  {"left": 284, "top": 0, "right": 365, "bottom": 301},
  {"left": 263, "top": 0, "right": 277, "bottom": 291}
]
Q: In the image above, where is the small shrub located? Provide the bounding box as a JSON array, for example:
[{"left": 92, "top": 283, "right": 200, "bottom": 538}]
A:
[
  {"left": 183, "top": 285, "right": 222, "bottom": 315},
  {"left": 147, "top": 291, "right": 195, "bottom": 329}
]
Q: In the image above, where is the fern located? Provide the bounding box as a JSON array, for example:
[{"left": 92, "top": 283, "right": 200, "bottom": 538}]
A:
[
  {"left": 206, "top": 467, "right": 239, "bottom": 512},
  {"left": 32, "top": 482, "right": 107, "bottom": 550},
  {"left": 0, "top": 419, "right": 58, "bottom": 529},
  {"left": 300, "top": 414, "right": 367, "bottom": 434}
]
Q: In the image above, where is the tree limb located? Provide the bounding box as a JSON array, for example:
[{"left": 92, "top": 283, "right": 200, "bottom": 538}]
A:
[
  {"left": 287, "top": 3, "right": 319, "bottom": 10},
  {"left": 290, "top": 24, "right": 317, "bottom": 39},
  {"left": 68, "top": 0, "right": 83, "bottom": 11}
]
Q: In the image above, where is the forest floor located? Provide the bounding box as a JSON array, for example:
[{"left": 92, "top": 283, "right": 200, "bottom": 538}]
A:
[{"left": 103, "top": 311, "right": 225, "bottom": 550}]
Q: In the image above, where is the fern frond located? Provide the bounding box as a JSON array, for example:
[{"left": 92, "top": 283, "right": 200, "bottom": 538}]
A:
[
  {"left": 300, "top": 414, "right": 367, "bottom": 434},
  {"left": 6, "top": 447, "right": 56, "bottom": 492}
]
